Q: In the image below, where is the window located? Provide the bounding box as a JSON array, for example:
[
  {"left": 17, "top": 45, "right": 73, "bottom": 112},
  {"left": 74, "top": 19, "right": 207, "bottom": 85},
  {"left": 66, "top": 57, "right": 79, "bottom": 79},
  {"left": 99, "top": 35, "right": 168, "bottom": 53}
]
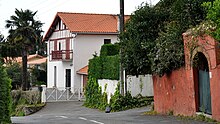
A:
[
  {"left": 58, "top": 21, "right": 60, "bottom": 30},
  {"left": 59, "top": 42, "right": 61, "bottom": 50},
  {"left": 54, "top": 66, "right": 57, "bottom": 87},
  {"left": 64, "top": 24, "right": 67, "bottom": 29},
  {"left": 104, "top": 39, "right": 111, "bottom": 44}
]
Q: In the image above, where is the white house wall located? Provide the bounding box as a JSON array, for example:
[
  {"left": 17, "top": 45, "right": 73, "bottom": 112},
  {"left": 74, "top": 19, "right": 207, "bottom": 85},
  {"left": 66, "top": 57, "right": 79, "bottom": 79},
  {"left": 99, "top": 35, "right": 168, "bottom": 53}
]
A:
[
  {"left": 73, "top": 34, "right": 118, "bottom": 90},
  {"left": 47, "top": 61, "right": 74, "bottom": 88}
]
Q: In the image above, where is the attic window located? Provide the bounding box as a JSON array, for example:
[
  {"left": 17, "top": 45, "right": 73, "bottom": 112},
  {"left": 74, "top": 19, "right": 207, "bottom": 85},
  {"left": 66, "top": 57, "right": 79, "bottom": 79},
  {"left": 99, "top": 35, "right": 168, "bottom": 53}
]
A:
[
  {"left": 58, "top": 21, "right": 61, "bottom": 30},
  {"left": 104, "top": 39, "right": 111, "bottom": 44}
]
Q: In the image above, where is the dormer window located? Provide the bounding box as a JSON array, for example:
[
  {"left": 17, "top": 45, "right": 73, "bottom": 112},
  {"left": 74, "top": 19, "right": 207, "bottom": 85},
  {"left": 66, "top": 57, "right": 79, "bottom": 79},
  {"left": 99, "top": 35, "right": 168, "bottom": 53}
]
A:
[{"left": 58, "top": 21, "right": 61, "bottom": 30}]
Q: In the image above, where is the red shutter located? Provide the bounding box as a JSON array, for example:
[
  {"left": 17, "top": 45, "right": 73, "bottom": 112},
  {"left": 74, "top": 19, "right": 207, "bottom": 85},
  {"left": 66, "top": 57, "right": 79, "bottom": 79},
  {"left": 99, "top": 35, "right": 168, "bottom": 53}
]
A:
[
  {"left": 54, "top": 40, "right": 57, "bottom": 51},
  {"left": 66, "top": 38, "right": 70, "bottom": 59}
]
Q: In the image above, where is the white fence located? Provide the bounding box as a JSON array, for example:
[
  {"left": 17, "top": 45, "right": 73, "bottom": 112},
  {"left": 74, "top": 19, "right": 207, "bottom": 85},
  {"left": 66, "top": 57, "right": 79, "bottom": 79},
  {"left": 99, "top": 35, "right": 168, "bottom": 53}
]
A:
[
  {"left": 98, "top": 75, "right": 153, "bottom": 103},
  {"left": 41, "top": 85, "right": 84, "bottom": 102}
]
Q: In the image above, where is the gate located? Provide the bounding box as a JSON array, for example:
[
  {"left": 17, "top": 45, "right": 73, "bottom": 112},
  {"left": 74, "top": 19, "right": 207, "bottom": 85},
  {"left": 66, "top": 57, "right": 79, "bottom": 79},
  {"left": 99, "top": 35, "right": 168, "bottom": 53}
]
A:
[
  {"left": 46, "top": 87, "right": 84, "bottom": 102},
  {"left": 198, "top": 70, "right": 212, "bottom": 114}
]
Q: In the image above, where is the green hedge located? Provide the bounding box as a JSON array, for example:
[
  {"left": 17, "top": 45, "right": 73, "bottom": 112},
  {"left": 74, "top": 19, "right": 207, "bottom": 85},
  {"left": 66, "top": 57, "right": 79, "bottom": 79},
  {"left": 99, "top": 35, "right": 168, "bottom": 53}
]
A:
[
  {"left": 0, "top": 64, "right": 12, "bottom": 123},
  {"left": 100, "top": 44, "right": 119, "bottom": 57},
  {"left": 88, "top": 55, "right": 119, "bottom": 80},
  {"left": 88, "top": 57, "right": 102, "bottom": 79},
  {"left": 102, "top": 56, "right": 120, "bottom": 80}
]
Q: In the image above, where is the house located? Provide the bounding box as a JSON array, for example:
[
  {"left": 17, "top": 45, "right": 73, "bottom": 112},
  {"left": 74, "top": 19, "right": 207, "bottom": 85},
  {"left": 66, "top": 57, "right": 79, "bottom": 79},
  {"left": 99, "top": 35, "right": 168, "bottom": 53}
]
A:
[
  {"left": 4, "top": 54, "right": 47, "bottom": 70},
  {"left": 153, "top": 33, "right": 220, "bottom": 121},
  {"left": 43, "top": 12, "right": 129, "bottom": 93}
]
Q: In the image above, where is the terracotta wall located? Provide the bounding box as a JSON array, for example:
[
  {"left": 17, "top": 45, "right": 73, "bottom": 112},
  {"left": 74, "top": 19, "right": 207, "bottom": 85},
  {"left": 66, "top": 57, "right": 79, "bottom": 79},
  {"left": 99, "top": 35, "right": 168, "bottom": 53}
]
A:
[
  {"left": 153, "top": 34, "right": 220, "bottom": 121},
  {"left": 153, "top": 68, "right": 196, "bottom": 116}
]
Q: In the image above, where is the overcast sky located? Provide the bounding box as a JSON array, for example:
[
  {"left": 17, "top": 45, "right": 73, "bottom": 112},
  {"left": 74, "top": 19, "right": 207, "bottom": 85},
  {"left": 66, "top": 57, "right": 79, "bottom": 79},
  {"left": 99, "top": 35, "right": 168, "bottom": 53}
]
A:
[{"left": 0, "top": 0, "right": 160, "bottom": 37}]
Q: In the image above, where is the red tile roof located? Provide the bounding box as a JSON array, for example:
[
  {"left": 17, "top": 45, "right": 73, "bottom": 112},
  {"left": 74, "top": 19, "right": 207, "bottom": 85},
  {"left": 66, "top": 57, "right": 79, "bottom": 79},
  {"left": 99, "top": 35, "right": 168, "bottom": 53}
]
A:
[
  {"left": 43, "top": 12, "right": 130, "bottom": 41},
  {"left": 27, "top": 57, "right": 47, "bottom": 65},
  {"left": 4, "top": 54, "right": 46, "bottom": 65},
  {"left": 77, "top": 65, "right": 88, "bottom": 75}
]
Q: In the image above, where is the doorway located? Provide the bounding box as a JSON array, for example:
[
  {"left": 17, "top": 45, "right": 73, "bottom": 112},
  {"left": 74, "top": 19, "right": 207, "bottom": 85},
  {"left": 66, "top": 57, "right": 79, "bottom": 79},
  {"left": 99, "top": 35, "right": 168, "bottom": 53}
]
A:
[
  {"left": 66, "top": 69, "right": 71, "bottom": 88},
  {"left": 193, "top": 52, "right": 212, "bottom": 114}
]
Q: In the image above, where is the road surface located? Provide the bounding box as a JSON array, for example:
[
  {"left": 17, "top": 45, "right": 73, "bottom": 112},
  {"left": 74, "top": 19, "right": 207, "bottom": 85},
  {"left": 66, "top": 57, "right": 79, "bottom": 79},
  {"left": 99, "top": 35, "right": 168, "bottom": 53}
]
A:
[{"left": 12, "top": 101, "right": 212, "bottom": 124}]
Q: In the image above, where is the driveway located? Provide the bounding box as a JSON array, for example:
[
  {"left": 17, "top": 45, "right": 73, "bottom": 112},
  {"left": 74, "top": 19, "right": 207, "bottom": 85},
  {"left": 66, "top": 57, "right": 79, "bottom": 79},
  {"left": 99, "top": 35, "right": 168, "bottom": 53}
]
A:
[{"left": 12, "top": 101, "right": 213, "bottom": 124}]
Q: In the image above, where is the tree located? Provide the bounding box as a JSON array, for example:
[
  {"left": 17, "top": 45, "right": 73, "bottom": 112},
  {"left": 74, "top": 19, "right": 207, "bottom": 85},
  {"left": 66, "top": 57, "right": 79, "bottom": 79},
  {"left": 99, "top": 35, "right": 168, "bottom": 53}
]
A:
[
  {"left": 5, "top": 9, "right": 43, "bottom": 90},
  {"left": 0, "top": 63, "right": 11, "bottom": 123},
  {"left": 120, "top": 0, "right": 215, "bottom": 76},
  {"left": 150, "top": 0, "right": 215, "bottom": 76},
  {"left": 119, "top": 3, "right": 167, "bottom": 76},
  {"left": 0, "top": 33, "right": 4, "bottom": 62},
  {"left": 202, "top": 0, "right": 220, "bottom": 40},
  {"left": 0, "top": 33, "right": 3, "bottom": 42}
]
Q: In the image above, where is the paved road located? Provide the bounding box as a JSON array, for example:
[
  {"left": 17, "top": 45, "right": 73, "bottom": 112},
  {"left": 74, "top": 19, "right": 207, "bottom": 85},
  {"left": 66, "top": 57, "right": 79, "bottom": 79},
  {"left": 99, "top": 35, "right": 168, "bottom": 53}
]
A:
[{"left": 12, "top": 101, "right": 212, "bottom": 124}]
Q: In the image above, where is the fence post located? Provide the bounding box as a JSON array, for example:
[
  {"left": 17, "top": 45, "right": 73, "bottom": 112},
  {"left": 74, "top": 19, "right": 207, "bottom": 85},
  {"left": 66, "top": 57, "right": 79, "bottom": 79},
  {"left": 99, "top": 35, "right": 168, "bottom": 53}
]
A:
[{"left": 41, "top": 85, "right": 46, "bottom": 103}]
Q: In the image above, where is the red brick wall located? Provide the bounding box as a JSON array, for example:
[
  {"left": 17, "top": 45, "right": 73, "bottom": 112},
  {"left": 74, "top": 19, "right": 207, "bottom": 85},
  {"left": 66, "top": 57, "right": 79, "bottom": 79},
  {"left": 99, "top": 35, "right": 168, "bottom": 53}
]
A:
[{"left": 153, "top": 34, "right": 220, "bottom": 121}]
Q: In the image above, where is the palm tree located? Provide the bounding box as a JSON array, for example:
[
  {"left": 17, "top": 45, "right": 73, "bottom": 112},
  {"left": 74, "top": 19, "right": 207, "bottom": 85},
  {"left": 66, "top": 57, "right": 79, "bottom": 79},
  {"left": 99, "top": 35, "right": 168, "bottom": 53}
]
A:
[{"left": 5, "top": 9, "right": 43, "bottom": 90}]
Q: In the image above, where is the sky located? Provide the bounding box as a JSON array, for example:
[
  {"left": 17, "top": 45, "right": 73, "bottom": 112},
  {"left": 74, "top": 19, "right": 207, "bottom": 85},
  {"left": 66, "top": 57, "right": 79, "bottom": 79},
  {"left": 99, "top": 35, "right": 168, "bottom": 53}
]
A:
[{"left": 0, "top": 0, "right": 160, "bottom": 37}]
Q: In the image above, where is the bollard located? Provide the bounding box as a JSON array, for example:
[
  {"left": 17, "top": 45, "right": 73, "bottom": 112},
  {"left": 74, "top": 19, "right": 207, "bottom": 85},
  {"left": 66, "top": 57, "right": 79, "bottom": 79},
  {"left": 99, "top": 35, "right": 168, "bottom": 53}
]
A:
[
  {"left": 78, "top": 88, "right": 81, "bottom": 101},
  {"left": 41, "top": 85, "right": 46, "bottom": 103}
]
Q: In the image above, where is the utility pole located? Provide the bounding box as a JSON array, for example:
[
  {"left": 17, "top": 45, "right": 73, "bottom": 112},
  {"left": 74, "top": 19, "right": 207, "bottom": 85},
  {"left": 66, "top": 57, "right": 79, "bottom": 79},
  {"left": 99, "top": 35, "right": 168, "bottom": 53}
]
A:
[
  {"left": 120, "top": 0, "right": 124, "bottom": 95},
  {"left": 120, "top": 0, "right": 124, "bottom": 32}
]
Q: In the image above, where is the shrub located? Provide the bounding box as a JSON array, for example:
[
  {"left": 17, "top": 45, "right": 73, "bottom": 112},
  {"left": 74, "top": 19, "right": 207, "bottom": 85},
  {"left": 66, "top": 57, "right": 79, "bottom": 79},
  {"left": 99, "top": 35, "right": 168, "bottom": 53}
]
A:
[
  {"left": 110, "top": 83, "right": 153, "bottom": 112},
  {"left": 100, "top": 44, "right": 119, "bottom": 57},
  {"left": 11, "top": 90, "right": 41, "bottom": 116},
  {"left": 5, "top": 63, "right": 22, "bottom": 89},
  {"left": 0, "top": 63, "right": 12, "bottom": 123},
  {"left": 84, "top": 80, "right": 153, "bottom": 112},
  {"left": 84, "top": 77, "right": 102, "bottom": 108}
]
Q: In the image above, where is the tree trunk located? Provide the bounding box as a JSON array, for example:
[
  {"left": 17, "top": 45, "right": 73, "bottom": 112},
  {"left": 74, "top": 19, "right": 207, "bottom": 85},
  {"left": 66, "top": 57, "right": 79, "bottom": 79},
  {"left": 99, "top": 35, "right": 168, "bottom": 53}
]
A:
[{"left": 21, "top": 50, "right": 28, "bottom": 91}]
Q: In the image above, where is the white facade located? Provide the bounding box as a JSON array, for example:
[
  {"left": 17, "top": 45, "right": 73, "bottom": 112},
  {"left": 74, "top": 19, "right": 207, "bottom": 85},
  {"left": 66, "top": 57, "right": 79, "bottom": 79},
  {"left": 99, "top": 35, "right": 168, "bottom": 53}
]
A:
[
  {"left": 73, "top": 35, "right": 118, "bottom": 89},
  {"left": 46, "top": 20, "right": 118, "bottom": 92}
]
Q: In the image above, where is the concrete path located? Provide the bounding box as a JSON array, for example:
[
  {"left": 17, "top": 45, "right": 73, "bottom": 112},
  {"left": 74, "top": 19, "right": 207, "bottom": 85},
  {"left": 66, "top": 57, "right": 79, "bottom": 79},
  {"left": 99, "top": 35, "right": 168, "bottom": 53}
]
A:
[{"left": 12, "top": 101, "right": 214, "bottom": 124}]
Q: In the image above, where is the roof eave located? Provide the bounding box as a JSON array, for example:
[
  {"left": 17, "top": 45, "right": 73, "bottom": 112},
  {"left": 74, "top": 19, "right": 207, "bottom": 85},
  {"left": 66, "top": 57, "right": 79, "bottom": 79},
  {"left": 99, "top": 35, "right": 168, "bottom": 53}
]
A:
[
  {"left": 43, "top": 14, "right": 61, "bottom": 41},
  {"left": 71, "top": 31, "right": 119, "bottom": 35}
]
